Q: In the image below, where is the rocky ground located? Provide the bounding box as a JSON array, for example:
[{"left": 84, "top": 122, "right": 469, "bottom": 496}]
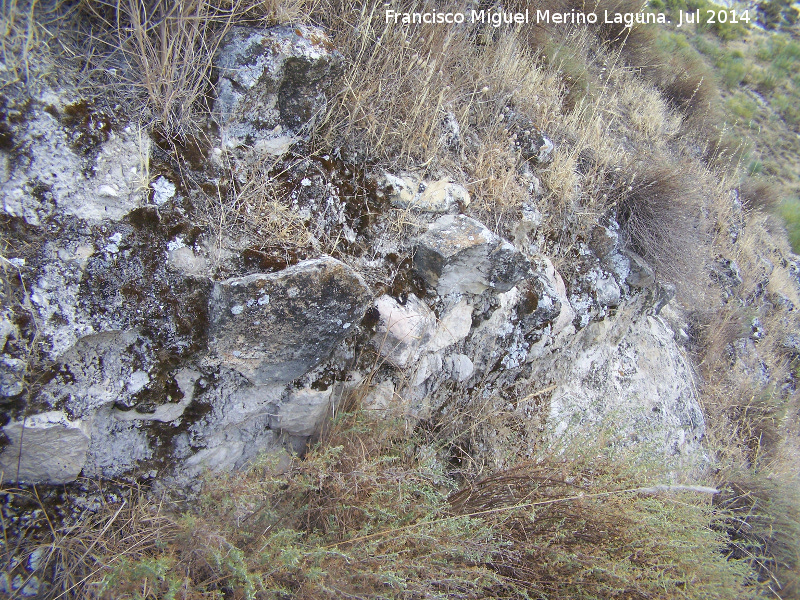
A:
[{"left": 1, "top": 4, "right": 799, "bottom": 598}]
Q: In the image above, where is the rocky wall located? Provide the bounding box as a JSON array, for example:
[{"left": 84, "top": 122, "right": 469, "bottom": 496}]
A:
[{"left": 0, "top": 24, "right": 705, "bottom": 489}]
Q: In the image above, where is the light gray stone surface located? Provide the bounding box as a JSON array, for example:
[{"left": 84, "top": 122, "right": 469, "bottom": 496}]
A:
[
  {"left": 379, "top": 173, "right": 470, "bottom": 213},
  {"left": 214, "top": 25, "right": 341, "bottom": 154},
  {"left": 414, "top": 215, "right": 531, "bottom": 296},
  {"left": 0, "top": 411, "right": 91, "bottom": 484},
  {"left": 0, "top": 99, "right": 147, "bottom": 224},
  {"left": 373, "top": 294, "right": 437, "bottom": 369},
  {"left": 535, "top": 306, "right": 705, "bottom": 455}
]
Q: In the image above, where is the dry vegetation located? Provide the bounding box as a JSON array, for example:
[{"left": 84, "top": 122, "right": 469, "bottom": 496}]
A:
[
  {"left": 1, "top": 410, "right": 771, "bottom": 599},
  {"left": 2, "top": 0, "right": 800, "bottom": 597}
]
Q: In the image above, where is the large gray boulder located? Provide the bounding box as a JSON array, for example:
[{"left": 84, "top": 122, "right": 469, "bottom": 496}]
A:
[
  {"left": 413, "top": 215, "right": 531, "bottom": 296},
  {"left": 214, "top": 25, "right": 342, "bottom": 154},
  {"left": 209, "top": 257, "right": 372, "bottom": 384},
  {"left": 535, "top": 306, "right": 705, "bottom": 456}
]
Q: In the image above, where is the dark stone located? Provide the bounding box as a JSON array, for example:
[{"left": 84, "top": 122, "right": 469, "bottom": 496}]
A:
[{"left": 209, "top": 257, "right": 372, "bottom": 384}]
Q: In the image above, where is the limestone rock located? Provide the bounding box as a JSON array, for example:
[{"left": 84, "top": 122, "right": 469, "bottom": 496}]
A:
[
  {"left": 214, "top": 25, "right": 341, "bottom": 154},
  {"left": 506, "top": 110, "right": 554, "bottom": 164},
  {"left": 543, "top": 258, "right": 576, "bottom": 337},
  {"left": 380, "top": 173, "right": 469, "bottom": 213},
  {"left": 273, "top": 386, "right": 334, "bottom": 436},
  {"left": 0, "top": 356, "right": 25, "bottom": 397},
  {"left": 0, "top": 411, "right": 91, "bottom": 484},
  {"left": 589, "top": 225, "right": 618, "bottom": 258},
  {"left": 624, "top": 250, "right": 655, "bottom": 288},
  {"left": 429, "top": 299, "right": 473, "bottom": 352},
  {"left": 0, "top": 98, "right": 147, "bottom": 224},
  {"left": 590, "top": 270, "right": 621, "bottom": 308},
  {"left": 535, "top": 308, "right": 705, "bottom": 456},
  {"left": 414, "top": 215, "right": 531, "bottom": 296},
  {"left": 209, "top": 257, "right": 371, "bottom": 384},
  {"left": 517, "top": 264, "right": 563, "bottom": 334},
  {"left": 112, "top": 368, "right": 199, "bottom": 422},
  {"left": 445, "top": 354, "right": 474, "bottom": 382},
  {"left": 373, "top": 294, "right": 436, "bottom": 368},
  {"left": 362, "top": 379, "right": 397, "bottom": 412}
]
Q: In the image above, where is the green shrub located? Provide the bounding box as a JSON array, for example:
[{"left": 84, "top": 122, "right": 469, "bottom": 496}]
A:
[
  {"left": 7, "top": 408, "right": 774, "bottom": 600},
  {"left": 727, "top": 92, "right": 758, "bottom": 121},
  {"left": 754, "top": 67, "right": 781, "bottom": 93},
  {"left": 748, "top": 159, "right": 764, "bottom": 175},
  {"left": 717, "top": 51, "right": 749, "bottom": 88},
  {"left": 772, "top": 92, "right": 800, "bottom": 125},
  {"left": 757, "top": 0, "right": 800, "bottom": 29}
]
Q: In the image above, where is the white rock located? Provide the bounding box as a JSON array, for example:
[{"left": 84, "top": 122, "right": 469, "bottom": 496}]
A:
[
  {"left": 362, "top": 379, "right": 396, "bottom": 412},
  {"left": 538, "top": 308, "right": 705, "bottom": 456},
  {"left": 429, "top": 299, "right": 473, "bottom": 352},
  {"left": 373, "top": 294, "right": 436, "bottom": 368},
  {"left": 151, "top": 176, "right": 176, "bottom": 205},
  {"left": 113, "top": 368, "right": 199, "bottom": 423},
  {"left": 411, "top": 352, "right": 443, "bottom": 386},
  {"left": 274, "top": 386, "right": 333, "bottom": 436},
  {"left": 0, "top": 107, "right": 148, "bottom": 223},
  {"left": 542, "top": 258, "right": 575, "bottom": 337},
  {"left": 381, "top": 173, "right": 470, "bottom": 212},
  {"left": 214, "top": 25, "right": 341, "bottom": 155},
  {"left": 445, "top": 354, "right": 474, "bottom": 382},
  {"left": 0, "top": 411, "right": 91, "bottom": 484},
  {"left": 414, "top": 215, "right": 530, "bottom": 296}
]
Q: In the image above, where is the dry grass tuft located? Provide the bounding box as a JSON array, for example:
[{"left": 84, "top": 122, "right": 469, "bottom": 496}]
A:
[
  {"left": 0, "top": 0, "right": 63, "bottom": 87},
  {"left": 75, "top": 0, "right": 239, "bottom": 137},
  {"left": 739, "top": 177, "right": 783, "bottom": 214},
  {"left": 715, "top": 468, "right": 800, "bottom": 597},
  {"left": 448, "top": 457, "right": 761, "bottom": 600},
  {"left": 317, "top": 6, "right": 567, "bottom": 232},
  {"left": 0, "top": 482, "right": 179, "bottom": 600},
  {"left": 72, "top": 0, "right": 310, "bottom": 137},
  {"left": 613, "top": 158, "right": 712, "bottom": 297}
]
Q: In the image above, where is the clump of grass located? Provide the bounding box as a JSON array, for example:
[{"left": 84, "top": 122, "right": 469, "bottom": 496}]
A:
[
  {"left": 772, "top": 92, "right": 800, "bottom": 126},
  {"left": 717, "top": 50, "right": 750, "bottom": 88},
  {"left": 75, "top": 0, "right": 239, "bottom": 137},
  {"left": 727, "top": 92, "right": 759, "bottom": 122},
  {"left": 649, "top": 33, "right": 720, "bottom": 121},
  {"left": 72, "top": 0, "right": 310, "bottom": 137},
  {"left": 449, "top": 458, "right": 762, "bottom": 600},
  {"left": 739, "top": 177, "right": 782, "bottom": 214},
  {"left": 715, "top": 465, "right": 800, "bottom": 596},
  {"left": 0, "top": 0, "right": 60, "bottom": 86},
  {"left": 613, "top": 158, "right": 711, "bottom": 299},
  {"left": 779, "top": 196, "right": 800, "bottom": 252}
]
